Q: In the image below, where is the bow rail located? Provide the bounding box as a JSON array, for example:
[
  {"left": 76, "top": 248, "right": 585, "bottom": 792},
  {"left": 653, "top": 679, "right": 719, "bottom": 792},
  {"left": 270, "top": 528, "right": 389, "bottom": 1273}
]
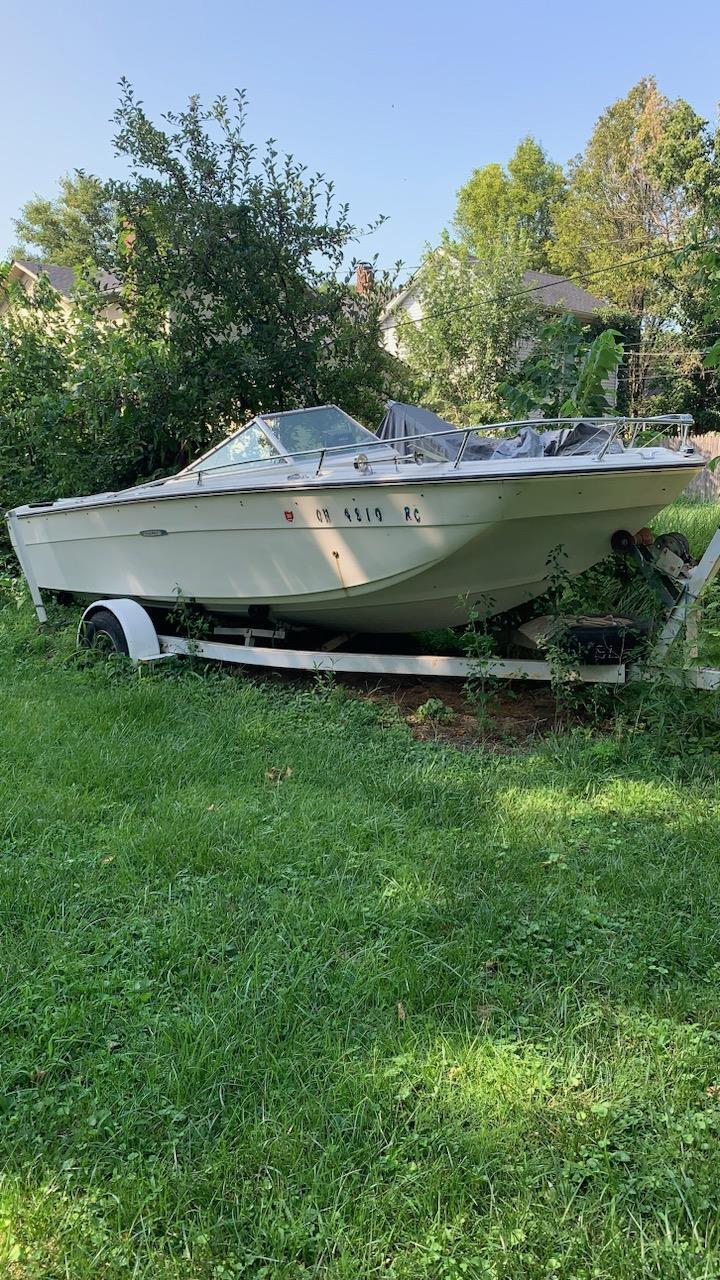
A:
[{"left": 133, "top": 413, "right": 696, "bottom": 488}]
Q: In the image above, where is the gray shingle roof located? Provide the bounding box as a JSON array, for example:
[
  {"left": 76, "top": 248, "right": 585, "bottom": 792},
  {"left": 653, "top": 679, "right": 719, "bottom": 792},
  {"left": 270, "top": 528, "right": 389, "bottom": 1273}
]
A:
[
  {"left": 14, "top": 259, "right": 121, "bottom": 298},
  {"left": 381, "top": 260, "right": 607, "bottom": 326},
  {"left": 519, "top": 270, "right": 606, "bottom": 317}
]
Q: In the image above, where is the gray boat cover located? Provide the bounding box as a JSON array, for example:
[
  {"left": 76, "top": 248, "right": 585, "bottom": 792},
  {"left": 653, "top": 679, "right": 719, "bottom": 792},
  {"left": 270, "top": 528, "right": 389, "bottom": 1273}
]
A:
[
  {"left": 377, "top": 402, "right": 544, "bottom": 460},
  {"left": 543, "top": 421, "right": 624, "bottom": 456},
  {"left": 377, "top": 402, "right": 622, "bottom": 460}
]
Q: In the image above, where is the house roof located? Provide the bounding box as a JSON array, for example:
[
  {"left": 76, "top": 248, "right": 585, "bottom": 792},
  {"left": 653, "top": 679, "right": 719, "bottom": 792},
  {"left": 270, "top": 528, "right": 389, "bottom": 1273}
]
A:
[
  {"left": 380, "top": 261, "right": 607, "bottom": 323},
  {"left": 519, "top": 270, "right": 606, "bottom": 317},
  {"left": 12, "top": 259, "right": 121, "bottom": 299}
]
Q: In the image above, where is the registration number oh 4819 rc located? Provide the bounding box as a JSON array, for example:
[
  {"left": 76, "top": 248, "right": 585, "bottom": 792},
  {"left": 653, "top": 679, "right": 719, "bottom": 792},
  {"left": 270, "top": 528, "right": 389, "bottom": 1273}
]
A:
[{"left": 312, "top": 505, "right": 422, "bottom": 525}]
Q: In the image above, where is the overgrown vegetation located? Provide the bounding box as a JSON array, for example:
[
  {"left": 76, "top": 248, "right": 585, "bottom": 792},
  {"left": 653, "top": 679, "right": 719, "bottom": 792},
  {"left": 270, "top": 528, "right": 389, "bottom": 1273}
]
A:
[
  {"left": 416, "top": 501, "right": 720, "bottom": 728},
  {"left": 500, "top": 315, "right": 624, "bottom": 420},
  {"left": 0, "top": 272, "right": 191, "bottom": 516},
  {"left": 0, "top": 84, "right": 403, "bottom": 530},
  {"left": 395, "top": 237, "right": 540, "bottom": 422},
  {"left": 2, "top": 504, "right": 720, "bottom": 1276},
  {"left": 398, "top": 76, "right": 720, "bottom": 426}
]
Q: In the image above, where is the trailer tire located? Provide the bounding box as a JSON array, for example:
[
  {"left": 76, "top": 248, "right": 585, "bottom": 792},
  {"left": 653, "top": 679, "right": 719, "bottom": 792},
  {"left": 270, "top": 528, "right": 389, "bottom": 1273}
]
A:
[{"left": 80, "top": 609, "right": 130, "bottom": 656}]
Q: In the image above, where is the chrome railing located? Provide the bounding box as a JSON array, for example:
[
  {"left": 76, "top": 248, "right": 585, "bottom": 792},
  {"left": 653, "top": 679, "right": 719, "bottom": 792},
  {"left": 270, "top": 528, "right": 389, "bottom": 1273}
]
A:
[{"left": 132, "top": 413, "right": 696, "bottom": 490}]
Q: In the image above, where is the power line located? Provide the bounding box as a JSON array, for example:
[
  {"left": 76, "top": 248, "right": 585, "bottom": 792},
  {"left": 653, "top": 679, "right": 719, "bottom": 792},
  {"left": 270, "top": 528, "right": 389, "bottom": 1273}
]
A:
[
  {"left": 394, "top": 230, "right": 691, "bottom": 289},
  {"left": 611, "top": 327, "right": 720, "bottom": 351},
  {"left": 382, "top": 239, "right": 715, "bottom": 334},
  {"left": 613, "top": 342, "right": 720, "bottom": 354},
  {"left": 384, "top": 241, "right": 710, "bottom": 332},
  {"left": 624, "top": 348, "right": 717, "bottom": 360}
]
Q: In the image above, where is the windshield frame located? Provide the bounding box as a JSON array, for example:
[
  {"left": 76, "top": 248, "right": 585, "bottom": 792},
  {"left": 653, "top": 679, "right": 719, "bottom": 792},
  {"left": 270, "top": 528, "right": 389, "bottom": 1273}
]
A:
[
  {"left": 183, "top": 405, "right": 389, "bottom": 476},
  {"left": 181, "top": 417, "right": 288, "bottom": 476},
  {"left": 258, "top": 405, "right": 380, "bottom": 457}
]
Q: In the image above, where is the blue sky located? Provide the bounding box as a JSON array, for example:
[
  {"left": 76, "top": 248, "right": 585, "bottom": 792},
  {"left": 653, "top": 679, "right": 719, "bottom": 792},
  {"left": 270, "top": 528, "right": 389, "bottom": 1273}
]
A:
[{"left": 2, "top": 0, "right": 719, "bottom": 274}]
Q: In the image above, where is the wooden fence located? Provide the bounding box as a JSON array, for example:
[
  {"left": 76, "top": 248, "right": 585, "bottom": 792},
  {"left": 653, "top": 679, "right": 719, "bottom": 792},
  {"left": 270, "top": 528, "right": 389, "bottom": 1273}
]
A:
[{"left": 676, "top": 434, "right": 720, "bottom": 501}]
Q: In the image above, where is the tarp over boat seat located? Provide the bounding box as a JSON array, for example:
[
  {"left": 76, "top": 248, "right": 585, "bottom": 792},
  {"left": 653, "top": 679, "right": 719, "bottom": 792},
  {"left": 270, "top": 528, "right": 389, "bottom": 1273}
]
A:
[
  {"left": 377, "top": 402, "right": 542, "bottom": 460},
  {"left": 376, "top": 402, "right": 623, "bottom": 461},
  {"left": 542, "top": 420, "right": 624, "bottom": 456}
]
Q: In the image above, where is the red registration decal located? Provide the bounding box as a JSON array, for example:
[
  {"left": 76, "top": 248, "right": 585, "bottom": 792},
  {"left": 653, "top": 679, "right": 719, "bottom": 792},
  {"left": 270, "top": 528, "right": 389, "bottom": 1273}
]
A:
[{"left": 284, "top": 511, "right": 294, "bottom": 523}]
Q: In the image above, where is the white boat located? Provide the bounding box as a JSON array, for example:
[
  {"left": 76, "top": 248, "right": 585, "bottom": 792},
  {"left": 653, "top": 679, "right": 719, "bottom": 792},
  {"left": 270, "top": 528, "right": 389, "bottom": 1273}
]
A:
[{"left": 7, "top": 404, "right": 704, "bottom": 634}]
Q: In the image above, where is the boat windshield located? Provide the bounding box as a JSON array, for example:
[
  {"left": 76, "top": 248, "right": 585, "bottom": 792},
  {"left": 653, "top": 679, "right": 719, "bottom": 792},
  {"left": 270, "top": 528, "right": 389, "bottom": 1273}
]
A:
[
  {"left": 191, "top": 421, "right": 285, "bottom": 473},
  {"left": 260, "top": 406, "right": 381, "bottom": 457},
  {"left": 188, "top": 405, "right": 388, "bottom": 475}
]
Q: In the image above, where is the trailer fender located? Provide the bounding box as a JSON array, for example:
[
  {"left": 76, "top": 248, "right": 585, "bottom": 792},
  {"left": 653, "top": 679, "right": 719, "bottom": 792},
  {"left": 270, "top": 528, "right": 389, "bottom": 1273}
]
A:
[{"left": 78, "top": 599, "right": 160, "bottom": 661}]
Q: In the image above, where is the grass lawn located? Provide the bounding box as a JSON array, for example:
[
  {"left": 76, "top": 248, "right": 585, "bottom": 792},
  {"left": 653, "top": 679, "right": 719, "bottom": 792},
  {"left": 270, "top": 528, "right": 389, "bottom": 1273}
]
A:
[{"left": 1, "top": 503, "right": 720, "bottom": 1278}]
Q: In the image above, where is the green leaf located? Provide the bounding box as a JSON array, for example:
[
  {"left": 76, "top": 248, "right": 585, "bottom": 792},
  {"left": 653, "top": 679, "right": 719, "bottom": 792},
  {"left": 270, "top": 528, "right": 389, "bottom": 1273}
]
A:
[{"left": 705, "top": 341, "right": 720, "bottom": 369}]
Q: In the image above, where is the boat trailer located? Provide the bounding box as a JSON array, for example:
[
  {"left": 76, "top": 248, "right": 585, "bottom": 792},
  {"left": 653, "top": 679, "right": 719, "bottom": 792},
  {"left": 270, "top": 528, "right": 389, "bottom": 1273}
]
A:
[{"left": 9, "top": 509, "right": 720, "bottom": 691}]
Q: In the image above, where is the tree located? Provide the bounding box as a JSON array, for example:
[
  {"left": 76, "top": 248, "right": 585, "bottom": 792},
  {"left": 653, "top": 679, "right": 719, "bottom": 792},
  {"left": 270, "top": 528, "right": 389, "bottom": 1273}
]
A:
[
  {"left": 703, "top": 247, "right": 720, "bottom": 371},
  {"left": 500, "top": 314, "right": 624, "bottom": 419},
  {"left": 685, "top": 152, "right": 720, "bottom": 378},
  {"left": 673, "top": 166, "right": 720, "bottom": 424},
  {"left": 396, "top": 237, "right": 540, "bottom": 422},
  {"left": 1, "top": 83, "right": 405, "bottom": 547},
  {"left": 550, "top": 78, "right": 720, "bottom": 414},
  {"left": 10, "top": 172, "right": 115, "bottom": 267},
  {"left": 99, "top": 81, "right": 399, "bottom": 452},
  {"left": 455, "top": 137, "right": 566, "bottom": 269},
  {"left": 0, "top": 271, "right": 191, "bottom": 524}
]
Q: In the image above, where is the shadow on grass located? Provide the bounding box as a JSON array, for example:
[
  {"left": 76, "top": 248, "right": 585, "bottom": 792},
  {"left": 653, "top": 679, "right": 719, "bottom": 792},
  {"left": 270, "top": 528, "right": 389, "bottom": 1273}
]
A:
[{"left": 2, "top": 617, "right": 720, "bottom": 1277}]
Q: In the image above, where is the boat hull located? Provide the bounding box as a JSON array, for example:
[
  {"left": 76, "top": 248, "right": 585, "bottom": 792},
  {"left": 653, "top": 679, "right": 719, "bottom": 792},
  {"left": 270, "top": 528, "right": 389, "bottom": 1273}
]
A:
[{"left": 12, "top": 463, "right": 701, "bottom": 631}]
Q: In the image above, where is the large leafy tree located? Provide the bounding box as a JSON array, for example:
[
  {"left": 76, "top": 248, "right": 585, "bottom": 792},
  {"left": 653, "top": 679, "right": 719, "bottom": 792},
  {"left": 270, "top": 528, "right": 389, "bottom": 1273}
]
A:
[
  {"left": 1, "top": 83, "right": 404, "bottom": 544},
  {"left": 396, "top": 237, "right": 540, "bottom": 423},
  {"left": 552, "top": 80, "right": 717, "bottom": 306},
  {"left": 0, "top": 272, "right": 192, "bottom": 524},
  {"left": 550, "top": 78, "right": 720, "bottom": 416},
  {"left": 10, "top": 172, "right": 114, "bottom": 267},
  {"left": 686, "top": 172, "right": 720, "bottom": 422},
  {"left": 704, "top": 249, "right": 720, "bottom": 371},
  {"left": 101, "top": 82, "right": 398, "bottom": 452},
  {"left": 685, "top": 144, "right": 720, "bottom": 373},
  {"left": 455, "top": 137, "right": 566, "bottom": 269}
]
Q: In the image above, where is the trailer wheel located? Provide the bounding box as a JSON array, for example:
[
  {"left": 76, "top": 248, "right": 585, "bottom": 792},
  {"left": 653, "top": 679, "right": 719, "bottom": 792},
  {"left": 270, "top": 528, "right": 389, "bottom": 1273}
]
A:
[{"left": 80, "top": 609, "right": 130, "bottom": 656}]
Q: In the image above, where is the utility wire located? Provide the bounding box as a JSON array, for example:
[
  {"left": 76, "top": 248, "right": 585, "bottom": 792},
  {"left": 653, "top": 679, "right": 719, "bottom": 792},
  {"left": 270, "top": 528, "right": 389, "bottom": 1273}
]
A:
[
  {"left": 612, "top": 341, "right": 720, "bottom": 354},
  {"left": 394, "top": 229, "right": 695, "bottom": 289},
  {"left": 381, "top": 239, "right": 715, "bottom": 334},
  {"left": 623, "top": 347, "right": 717, "bottom": 360},
  {"left": 610, "top": 325, "right": 720, "bottom": 351}
]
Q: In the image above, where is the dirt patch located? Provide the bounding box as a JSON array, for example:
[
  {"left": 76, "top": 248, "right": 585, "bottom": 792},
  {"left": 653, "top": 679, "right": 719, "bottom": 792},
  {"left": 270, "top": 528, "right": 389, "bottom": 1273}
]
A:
[
  {"left": 240, "top": 661, "right": 565, "bottom": 749},
  {"left": 340, "top": 675, "right": 562, "bottom": 750}
]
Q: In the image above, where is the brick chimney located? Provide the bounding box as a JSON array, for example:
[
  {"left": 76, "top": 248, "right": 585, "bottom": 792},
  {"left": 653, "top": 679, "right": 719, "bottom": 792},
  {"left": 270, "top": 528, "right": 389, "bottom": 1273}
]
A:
[{"left": 355, "top": 262, "right": 374, "bottom": 294}]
